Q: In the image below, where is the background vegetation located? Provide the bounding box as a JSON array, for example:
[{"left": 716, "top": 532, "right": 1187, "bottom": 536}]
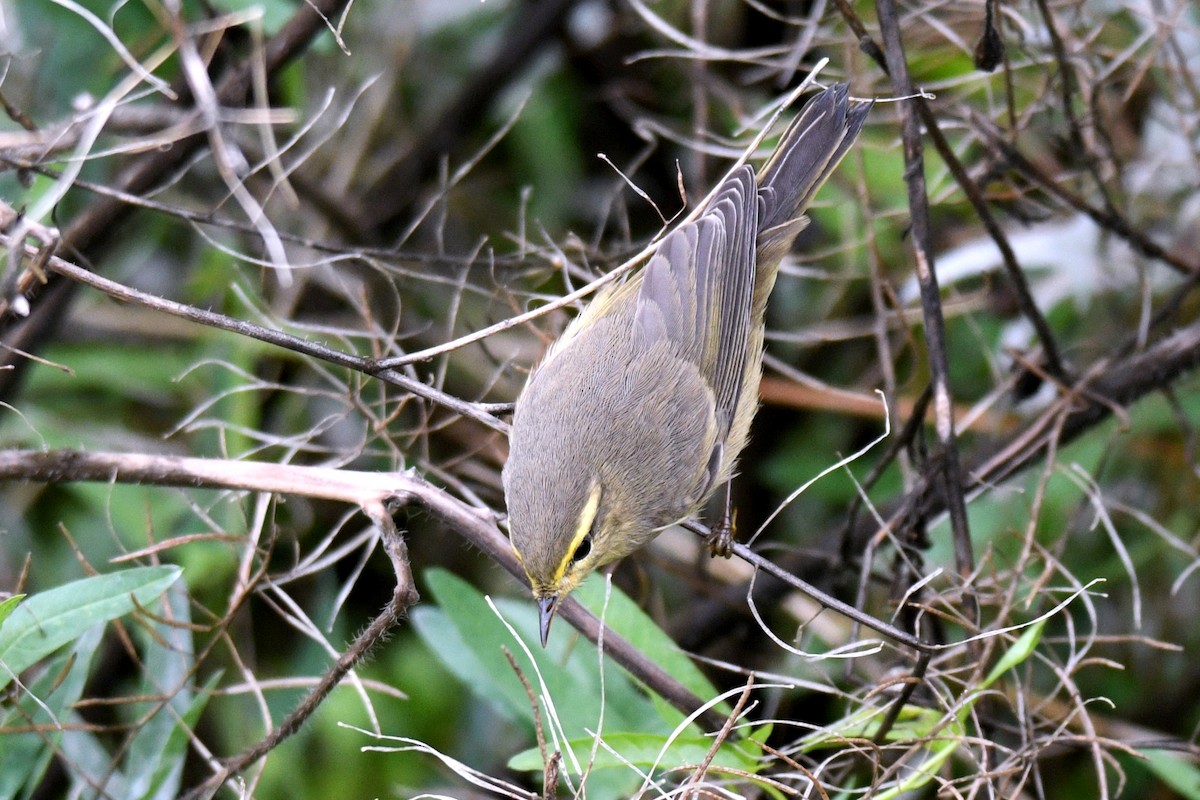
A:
[{"left": 2, "top": 0, "right": 1199, "bottom": 797}]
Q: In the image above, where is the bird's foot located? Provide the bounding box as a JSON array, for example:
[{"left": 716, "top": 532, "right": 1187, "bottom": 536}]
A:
[{"left": 709, "top": 509, "right": 736, "bottom": 558}]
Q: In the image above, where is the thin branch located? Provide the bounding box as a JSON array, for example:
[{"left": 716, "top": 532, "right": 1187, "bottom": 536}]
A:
[
  {"left": 181, "top": 507, "right": 419, "bottom": 800},
  {"left": 3, "top": 240, "right": 506, "bottom": 433},
  {"left": 0, "top": 448, "right": 723, "bottom": 730},
  {"left": 873, "top": 0, "right": 975, "bottom": 581},
  {"left": 356, "top": 0, "right": 580, "bottom": 234},
  {"left": 681, "top": 316, "right": 1200, "bottom": 654},
  {"left": 0, "top": 0, "right": 354, "bottom": 395},
  {"left": 970, "top": 110, "right": 1199, "bottom": 276},
  {"left": 918, "top": 111, "right": 1068, "bottom": 382}
]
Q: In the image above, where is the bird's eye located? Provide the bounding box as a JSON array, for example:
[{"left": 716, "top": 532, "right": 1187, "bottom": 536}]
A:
[{"left": 571, "top": 535, "right": 592, "bottom": 564}]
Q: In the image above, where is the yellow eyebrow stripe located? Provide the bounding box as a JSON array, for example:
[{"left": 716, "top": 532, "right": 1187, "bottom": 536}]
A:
[{"left": 551, "top": 482, "right": 601, "bottom": 586}]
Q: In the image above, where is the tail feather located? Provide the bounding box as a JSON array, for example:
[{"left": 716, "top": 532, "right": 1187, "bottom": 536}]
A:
[{"left": 756, "top": 84, "right": 870, "bottom": 256}]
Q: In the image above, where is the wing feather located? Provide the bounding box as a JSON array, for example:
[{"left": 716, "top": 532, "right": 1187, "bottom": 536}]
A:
[{"left": 634, "top": 167, "right": 758, "bottom": 435}]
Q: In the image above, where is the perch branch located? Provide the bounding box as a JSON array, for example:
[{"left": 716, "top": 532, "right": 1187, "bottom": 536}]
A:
[{"left": 0, "top": 449, "right": 724, "bottom": 732}]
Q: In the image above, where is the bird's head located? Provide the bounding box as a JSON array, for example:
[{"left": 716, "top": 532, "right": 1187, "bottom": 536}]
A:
[{"left": 505, "top": 468, "right": 643, "bottom": 645}]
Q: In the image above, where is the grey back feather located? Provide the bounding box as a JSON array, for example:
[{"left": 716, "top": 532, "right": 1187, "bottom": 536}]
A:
[{"left": 628, "top": 85, "right": 869, "bottom": 438}]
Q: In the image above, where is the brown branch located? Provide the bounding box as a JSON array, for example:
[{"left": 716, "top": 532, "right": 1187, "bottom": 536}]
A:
[
  {"left": 0, "top": 104, "right": 200, "bottom": 162},
  {"left": 356, "top": 0, "right": 580, "bottom": 235},
  {"left": 872, "top": 0, "right": 975, "bottom": 581},
  {"left": 691, "top": 524, "right": 932, "bottom": 654},
  {"left": 681, "top": 316, "right": 1200, "bottom": 651},
  {"left": 0, "top": 449, "right": 724, "bottom": 731},
  {"left": 829, "top": 0, "right": 1068, "bottom": 383},
  {"left": 181, "top": 506, "right": 419, "bottom": 800},
  {"left": 0, "top": 449, "right": 405, "bottom": 504},
  {"left": 0, "top": 0, "right": 353, "bottom": 396},
  {"left": 970, "top": 111, "right": 1200, "bottom": 276},
  {"left": 682, "top": 675, "right": 754, "bottom": 793},
  {"left": 4, "top": 239, "right": 507, "bottom": 433},
  {"left": 918, "top": 114, "right": 1069, "bottom": 383},
  {"left": 971, "top": 320, "right": 1200, "bottom": 488},
  {"left": 856, "top": 317, "right": 1200, "bottom": 566},
  {"left": 1031, "top": 0, "right": 1119, "bottom": 213}
]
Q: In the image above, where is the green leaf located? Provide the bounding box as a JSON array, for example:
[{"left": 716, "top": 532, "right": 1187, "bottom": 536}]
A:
[
  {"left": 413, "top": 570, "right": 685, "bottom": 799},
  {"left": 412, "top": 570, "right": 661, "bottom": 735},
  {"left": 509, "top": 730, "right": 762, "bottom": 773},
  {"left": 0, "top": 583, "right": 210, "bottom": 800},
  {"left": 140, "top": 677, "right": 216, "bottom": 800},
  {"left": 981, "top": 619, "right": 1045, "bottom": 689},
  {"left": 0, "top": 625, "right": 104, "bottom": 800},
  {"left": 410, "top": 571, "right": 539, "bottom": 724},
  {"left": 797, "top": 702, "right": 940, "bottom": 751},
  {"left": 572, "top": 575, "right": 721, "bottom": 708},
  {"left": 0, "top": 594, "right": 24, "bottom": 628},
  {"left": 124, "top": 581, "right": 200, "bottom": 800},
  {"left": 0, "top": 566, "right": 182, "bottom": 692},
  {"left": 1139, "top": 750, "right": 1200, "bottom": 800}
]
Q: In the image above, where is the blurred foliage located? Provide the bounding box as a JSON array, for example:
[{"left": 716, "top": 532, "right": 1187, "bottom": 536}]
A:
[{"left": 2, "top": 0, "right": 1200, "bottom": 797}]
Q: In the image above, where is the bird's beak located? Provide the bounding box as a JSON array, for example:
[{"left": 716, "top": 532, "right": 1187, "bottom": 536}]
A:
[{"left": 537, "top": 594, "right": 559, "bottom": 647}]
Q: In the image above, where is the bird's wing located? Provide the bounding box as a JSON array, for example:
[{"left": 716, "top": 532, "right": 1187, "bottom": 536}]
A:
[{"left": 633, "top": 166, "right": 758, "bottom": 436}]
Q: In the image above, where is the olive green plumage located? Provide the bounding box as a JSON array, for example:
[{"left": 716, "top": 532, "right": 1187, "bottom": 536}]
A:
[{"left": 503, "top": 84, "right": 869, "bottom": 645}]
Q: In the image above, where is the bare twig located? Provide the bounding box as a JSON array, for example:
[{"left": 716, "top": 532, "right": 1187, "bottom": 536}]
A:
[
  {"left": 181, "top": 508, "right": 419, "bottom": 799},
  {"left": 1, "top": 240, "right": 506, "bottom": 433},
  {"left": 0, "top": 448, "right": 724, "bottom": 730},
  {"left": 970, "top": 111, "right": 1199, "bottom": 276},
  {"left": 357, "top": 0, "right": 580, "bottom": 233},
  {"left": 918, "top": 114, "right": 1069, "bottom": 383},
  {"left": 873, "top": 0, "right": 975, "bottom": 582},
  {"left": 0, "top": 0, "right": 354, "bottom": 395}
]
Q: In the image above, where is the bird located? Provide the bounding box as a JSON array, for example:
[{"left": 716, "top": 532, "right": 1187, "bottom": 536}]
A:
[{"left": 503, "top": 84, "right": 869, "bottom": 646}]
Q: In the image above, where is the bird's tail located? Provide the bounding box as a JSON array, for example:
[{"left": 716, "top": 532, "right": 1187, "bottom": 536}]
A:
[{"left": 755, "top": 84, "right": 870, "bottom": 269}]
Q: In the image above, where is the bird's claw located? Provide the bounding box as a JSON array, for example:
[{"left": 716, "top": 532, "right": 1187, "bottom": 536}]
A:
[{"left": 709, "top": 510, "right": 736, "bottom": 558}]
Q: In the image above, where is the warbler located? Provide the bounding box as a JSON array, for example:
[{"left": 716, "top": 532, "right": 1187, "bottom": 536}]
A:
[{"left": 504, "top": 84, "right": 869, "bottom": 645}]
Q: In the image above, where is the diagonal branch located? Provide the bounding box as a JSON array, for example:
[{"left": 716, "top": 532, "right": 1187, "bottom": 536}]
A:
[
  {"left": 4, "top": 239, "right": 507, "bottom": 432},
  {"left": 0, "top": 0, "right": 354, "bottom": 396},
  {"left": 830, "top": 0, "right": 1069, "bottom": 384},
  {"left": 682, "top": 316, "right": 1200, "bottom": 650},
  {"left": 970, "top": 111, "right": 1200, "bottom": 276},
  {"left": 0, "top": 448, "right": 724, "bottom": 731}
]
